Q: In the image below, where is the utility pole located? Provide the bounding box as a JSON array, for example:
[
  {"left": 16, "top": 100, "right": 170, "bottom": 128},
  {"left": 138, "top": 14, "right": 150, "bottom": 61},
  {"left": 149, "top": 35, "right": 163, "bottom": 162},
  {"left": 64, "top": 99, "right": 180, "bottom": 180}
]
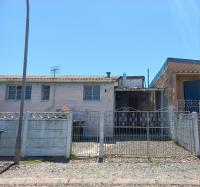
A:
[
  {"left": 147, "top": 68, "right": 150, "bottom": 88},
  {"left": 14, "top": 0, "right": 30, "bottom": 164}
]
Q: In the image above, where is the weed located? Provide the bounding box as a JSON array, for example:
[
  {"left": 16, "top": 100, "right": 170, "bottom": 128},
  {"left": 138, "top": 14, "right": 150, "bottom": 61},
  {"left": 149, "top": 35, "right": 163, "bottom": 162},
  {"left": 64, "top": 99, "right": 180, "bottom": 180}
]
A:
[{"left": 71, "top": 154, "right": 78, "bottom": 160}]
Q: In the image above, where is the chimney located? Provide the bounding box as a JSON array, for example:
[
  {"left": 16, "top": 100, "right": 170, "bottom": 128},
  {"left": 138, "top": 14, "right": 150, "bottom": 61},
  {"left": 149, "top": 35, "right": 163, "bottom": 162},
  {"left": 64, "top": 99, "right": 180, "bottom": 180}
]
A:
[
  {"left": 122, "top": 73, "right": 127, "bottom": 86},
  {"left": 106, "top": 72, "right": 111, "bottom": 78}
]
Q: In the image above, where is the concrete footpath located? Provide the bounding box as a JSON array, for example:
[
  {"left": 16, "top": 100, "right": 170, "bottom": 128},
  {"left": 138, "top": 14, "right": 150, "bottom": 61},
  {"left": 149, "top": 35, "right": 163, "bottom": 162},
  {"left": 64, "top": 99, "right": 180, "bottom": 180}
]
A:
[{"left": 0, "top": 178, "right": 200, "bottom": 187}]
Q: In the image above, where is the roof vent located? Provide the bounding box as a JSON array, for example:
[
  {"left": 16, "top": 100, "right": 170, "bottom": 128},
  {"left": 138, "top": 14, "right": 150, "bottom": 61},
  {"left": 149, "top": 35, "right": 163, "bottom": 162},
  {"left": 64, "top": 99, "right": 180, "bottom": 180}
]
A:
[{"left": 106, "top": 72, "right": 111, "bottom": 78}]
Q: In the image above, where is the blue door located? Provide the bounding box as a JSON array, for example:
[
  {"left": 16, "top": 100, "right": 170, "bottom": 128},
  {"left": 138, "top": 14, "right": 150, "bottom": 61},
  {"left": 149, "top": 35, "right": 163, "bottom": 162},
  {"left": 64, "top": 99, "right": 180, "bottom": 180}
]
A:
[{"left": 184, "top": 80, "right": 200, "bottom": 112}]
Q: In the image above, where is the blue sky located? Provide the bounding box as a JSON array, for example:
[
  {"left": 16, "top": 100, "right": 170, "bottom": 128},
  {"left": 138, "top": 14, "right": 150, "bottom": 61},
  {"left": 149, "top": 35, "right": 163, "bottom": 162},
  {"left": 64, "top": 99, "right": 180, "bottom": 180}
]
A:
[{"left": 0, "top": 0, "right": 200, "bottom": 81}]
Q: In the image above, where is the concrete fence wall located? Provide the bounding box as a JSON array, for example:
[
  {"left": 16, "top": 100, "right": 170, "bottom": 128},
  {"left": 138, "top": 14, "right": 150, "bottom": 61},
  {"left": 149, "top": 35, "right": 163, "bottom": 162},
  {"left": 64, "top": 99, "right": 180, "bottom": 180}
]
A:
[
  {"left": 0, "top": 112, "right": 73, "bottom": 158},
  {"left": 198, "top": 115, "right": 200, "bottom": 154},
  {"left": 175, "top": 112, "right": 200, "bottom": 156},
  {"left": 0, "top": 119, "right": 18, "bottom": 156}
]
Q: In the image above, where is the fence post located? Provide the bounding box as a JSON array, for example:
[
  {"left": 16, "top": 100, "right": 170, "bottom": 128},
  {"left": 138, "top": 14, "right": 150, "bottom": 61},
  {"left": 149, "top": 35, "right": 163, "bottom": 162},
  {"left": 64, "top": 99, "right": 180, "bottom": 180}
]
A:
[
  {"left": 98, "top": 112, "right": 104, "bottom": 163},
  {"left": 178, "top": 113, "right": 183, "bottom": 142},
  {"left": 192, "top": 112, "right": 200, "bottom": 156},
  {"left": 199, "top": 100, "right": 200, "bottom": 113},
  {"left": 66, "top": 112, "right": 73, "bottom": 162},
  {"left": 146, "top": 112, "right": 150, "bottom": 157},
  {"left": 173, "top": 112, "right": 179, "bottom": 141},
  {"left": 168, "top": 105, "right": 175, "bottom": 140},
  {"left": 21, "top": 111, "right": 30, "bottom": 157}
]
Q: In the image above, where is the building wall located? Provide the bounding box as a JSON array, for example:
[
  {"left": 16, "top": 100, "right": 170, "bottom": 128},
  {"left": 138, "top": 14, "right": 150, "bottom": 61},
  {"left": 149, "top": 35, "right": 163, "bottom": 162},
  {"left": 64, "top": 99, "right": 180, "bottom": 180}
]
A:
[
  {"left": 155, "top": 62, "right": 200, "bottom": 111},
  {"left": 0, "top": 82, "right": 115, "bottom": 112},
  {"left": 118, "top": 78, "right": 144, "bottom": 88},
  {"left": 168, "top": 62, "right": 200, "bottom": 73}
]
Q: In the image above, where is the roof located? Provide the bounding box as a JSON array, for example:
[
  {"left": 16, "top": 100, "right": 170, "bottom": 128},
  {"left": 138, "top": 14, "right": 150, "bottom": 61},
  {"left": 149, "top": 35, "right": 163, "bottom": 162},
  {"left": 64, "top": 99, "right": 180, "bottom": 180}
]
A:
[
  {"left": 150, "top": 58, "right": 200, "bottom": 87},
  {"left": 118, "top": 76, "right": 145, "bottom": 80},
  {"left": 0, "top": 75, "right": 119, "bottom": 83},
  {"left": 115, "top": 87, "right": 164, "bottom": 91}
]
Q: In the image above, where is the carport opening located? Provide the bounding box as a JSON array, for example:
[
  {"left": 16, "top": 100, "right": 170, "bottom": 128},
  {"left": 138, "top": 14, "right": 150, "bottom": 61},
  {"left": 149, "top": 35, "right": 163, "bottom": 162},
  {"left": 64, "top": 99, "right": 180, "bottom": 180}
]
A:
[
  {"left": 114, "top": 90, "right": 166, "bottom": 137},
  {"left": 115, "top": 91, "right": 161, "bottom": 111}
]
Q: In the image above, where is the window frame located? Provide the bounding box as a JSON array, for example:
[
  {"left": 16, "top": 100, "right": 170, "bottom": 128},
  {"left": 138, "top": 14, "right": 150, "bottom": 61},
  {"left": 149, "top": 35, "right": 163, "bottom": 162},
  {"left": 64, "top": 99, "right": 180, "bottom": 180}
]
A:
[
  {"left": 6, "top": 84, "right": 32, "bottom": 100},
  {"left": 41, "top": 84, "right": 51, "bottom": 101},
  {"left": 83, "top": 85, "right": 100, "bottom": 101}
]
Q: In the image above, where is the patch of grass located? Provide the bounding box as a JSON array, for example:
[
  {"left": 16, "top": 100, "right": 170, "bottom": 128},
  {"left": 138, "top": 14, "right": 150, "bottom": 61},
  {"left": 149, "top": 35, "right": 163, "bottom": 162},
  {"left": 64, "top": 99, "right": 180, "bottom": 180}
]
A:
[
  {"left": 154, "top": 159, "right": 160, "bottom": 166},
  {"left": 22, "top": 157, "right": 69, "bottom": 163},
  {"left": 24, "top": 159, "right": 44, "bottom": 164},
  {"left": 147, "top": 156, "right": 153, "bottom": 163},
  {"left": 147, "top": 157, "right": 160, "bottom": 166},
  {"left": 71, "top": 154, "right": 78, "bottom": 160}
]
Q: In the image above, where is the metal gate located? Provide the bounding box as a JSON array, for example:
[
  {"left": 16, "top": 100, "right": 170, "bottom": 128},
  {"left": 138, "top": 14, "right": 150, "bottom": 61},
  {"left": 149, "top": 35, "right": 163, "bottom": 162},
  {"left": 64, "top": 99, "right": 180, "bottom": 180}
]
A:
[
  {"left": 103, "top": 111, "right": 194, "bottom": 159},
  {"left": 71, "top": 111, "right": 100, "bottom": 158}
]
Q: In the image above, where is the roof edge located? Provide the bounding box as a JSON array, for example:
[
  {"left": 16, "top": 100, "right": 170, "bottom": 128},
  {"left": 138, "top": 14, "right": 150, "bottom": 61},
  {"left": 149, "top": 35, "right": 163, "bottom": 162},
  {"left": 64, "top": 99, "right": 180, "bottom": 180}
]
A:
[
  {"left": 150, "top": 57, "right": 200, "bottom": 87},
  {"left": 0, "top": 75, "right": 119, "bottom": 83}
]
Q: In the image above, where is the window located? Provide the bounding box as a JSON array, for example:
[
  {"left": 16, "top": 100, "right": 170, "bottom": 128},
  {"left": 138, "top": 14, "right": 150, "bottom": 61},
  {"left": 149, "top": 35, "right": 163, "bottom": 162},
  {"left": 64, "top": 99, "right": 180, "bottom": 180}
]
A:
[
  {"left": 41, "top": 85, "right": 50, "bottom": 100},
  {"left": 7, "top": 85, "right": 16, "bottom": 100},
  {"left": 25, "top": 86, "right": 32, "bottom": 100},
  {"left": 6, "top": 85, "right": 32, "bottom": 100},
  {"left": 83, "top": 85, "right": 100, "bottom": 101}
]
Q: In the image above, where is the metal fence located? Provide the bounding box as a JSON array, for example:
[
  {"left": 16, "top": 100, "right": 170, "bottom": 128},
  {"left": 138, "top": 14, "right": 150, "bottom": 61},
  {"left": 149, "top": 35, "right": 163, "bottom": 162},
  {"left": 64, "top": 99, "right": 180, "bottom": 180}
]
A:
[
  {"left": 175, "top": 113, "right": 195, "bottom": 154},
  {"left": 178, "top": 100, "right": 200, "bottom": 113},
  {"left": 71, "top": 111, "right": 199, "bottom": 161},
  {"left": 177, "top": 100, "right": 200, "bottom": 151},
  {"left": 104, "top": 111, "right": 185, "bottom": 158},
  {"left": 71, "top": 111, "right": 100, "bottom": 158}
]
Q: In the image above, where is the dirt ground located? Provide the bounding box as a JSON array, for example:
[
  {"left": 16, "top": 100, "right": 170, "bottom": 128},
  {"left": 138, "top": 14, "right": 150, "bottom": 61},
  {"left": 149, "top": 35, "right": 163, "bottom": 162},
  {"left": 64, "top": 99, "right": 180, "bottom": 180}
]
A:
[
  {"left": 0, "top": 156, "right": 200, "bottom": 186},
  {"left": 72, "top": 141, "right": 192, "bottom": 158}
]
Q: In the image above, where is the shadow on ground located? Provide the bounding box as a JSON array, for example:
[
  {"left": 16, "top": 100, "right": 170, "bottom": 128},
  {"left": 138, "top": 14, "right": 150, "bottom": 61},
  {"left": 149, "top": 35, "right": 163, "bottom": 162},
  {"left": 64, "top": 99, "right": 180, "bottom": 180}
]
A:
[
  {"left": 0, "top": 157, "right": 15, "bottom": 175},
  {"left": 0, "top": 156, "right": 70, "bottom": 175}
]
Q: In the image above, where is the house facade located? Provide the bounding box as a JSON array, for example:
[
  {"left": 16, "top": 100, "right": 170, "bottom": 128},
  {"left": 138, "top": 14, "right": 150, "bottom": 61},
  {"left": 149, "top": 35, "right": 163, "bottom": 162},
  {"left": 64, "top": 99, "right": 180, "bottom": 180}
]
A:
[
  {"left": 151, "top": 58, "right": 200, "bottom": 112},
  {"left": 0, "top": 75, "right": 117, "bottom": 112}
]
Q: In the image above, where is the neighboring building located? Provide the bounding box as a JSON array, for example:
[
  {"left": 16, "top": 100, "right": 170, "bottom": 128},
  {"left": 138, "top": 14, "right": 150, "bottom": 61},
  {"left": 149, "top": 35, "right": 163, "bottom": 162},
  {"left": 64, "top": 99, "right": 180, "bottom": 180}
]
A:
[
  {"left": 115, "top": 74, "right": 163, "bottom": 111},
  {"left": 0, "top": 75, "right": 117, "bottom": 112},
  {"left": 151, "top": 58, "right": 200, "bottom": 112}
]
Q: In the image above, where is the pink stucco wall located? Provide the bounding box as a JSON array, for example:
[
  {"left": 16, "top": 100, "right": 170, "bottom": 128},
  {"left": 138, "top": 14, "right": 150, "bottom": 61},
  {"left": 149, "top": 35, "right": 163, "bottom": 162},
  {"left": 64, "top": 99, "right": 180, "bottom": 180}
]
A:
[{"left": 0, "top": 82, "right": 115, "bottom": 112}]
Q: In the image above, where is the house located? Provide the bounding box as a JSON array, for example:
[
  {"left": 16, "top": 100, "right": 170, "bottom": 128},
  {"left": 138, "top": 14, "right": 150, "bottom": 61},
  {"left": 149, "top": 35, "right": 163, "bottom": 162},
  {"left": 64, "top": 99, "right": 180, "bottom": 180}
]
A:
[
  {"left": 150, "top": 58, "right": 200, "bottom": 112},
  {"left": 0, "top": 74, "right": 117, "bottom": 113}
]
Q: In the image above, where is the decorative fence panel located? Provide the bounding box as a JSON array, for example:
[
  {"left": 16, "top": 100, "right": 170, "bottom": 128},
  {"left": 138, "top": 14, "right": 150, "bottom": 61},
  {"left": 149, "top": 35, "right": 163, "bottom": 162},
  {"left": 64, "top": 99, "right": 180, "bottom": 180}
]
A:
[
  {"left": 103, "top": 111, "right": 176, "bottom": 158},
  {"left": 0, "top": 112, "right": 72, "bottom": 158},
  {"left": 178, "top": 100, "right": 200, "bottom": 113}
]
